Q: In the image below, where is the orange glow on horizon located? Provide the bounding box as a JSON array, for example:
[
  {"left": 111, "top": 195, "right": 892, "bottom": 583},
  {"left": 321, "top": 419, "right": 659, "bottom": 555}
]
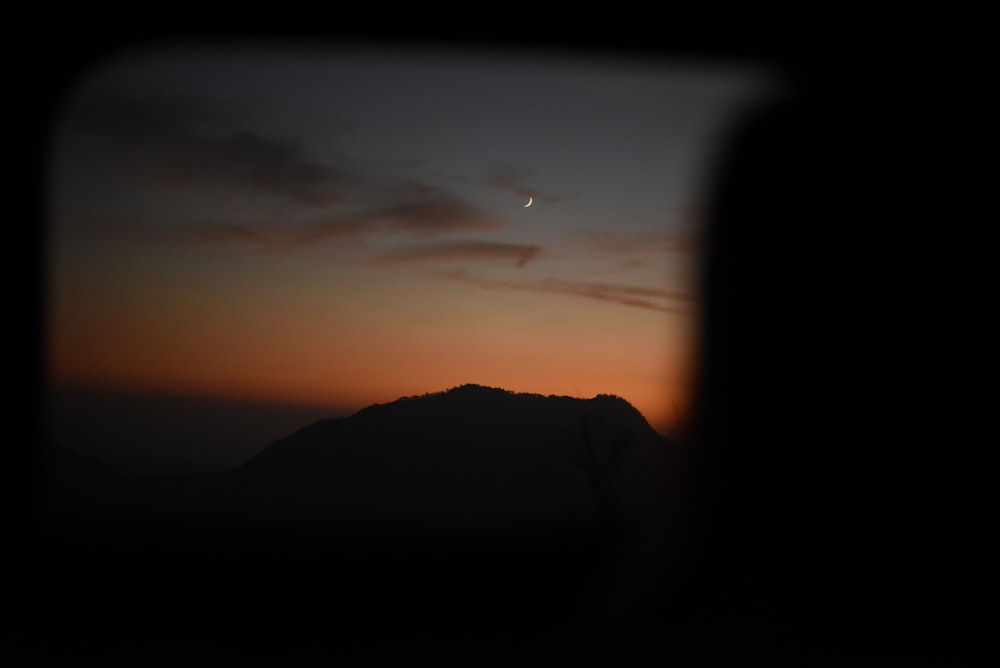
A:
[
  {"left": 48, "top": 281, "right": 694, "bottom": 437},
  {"left": 48, "top": 371, "right": 689, "bottom": 438}
]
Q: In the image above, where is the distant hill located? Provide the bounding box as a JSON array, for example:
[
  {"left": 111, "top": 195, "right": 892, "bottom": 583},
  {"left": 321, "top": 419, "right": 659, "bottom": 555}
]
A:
[
  {"left": 39, "top": 384, "right": 682, "bottom": 555},
  {"left": 232, "top": 384, "right": 672, "bottom": 532},
  {"left": 31, "top": 385, "right": 686, "bottom": 658}
]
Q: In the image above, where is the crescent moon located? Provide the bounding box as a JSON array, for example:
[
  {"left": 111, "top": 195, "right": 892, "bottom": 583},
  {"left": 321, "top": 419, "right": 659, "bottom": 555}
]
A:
[{"left": 523, "top": 196, "right": 533, "bottom": 207}]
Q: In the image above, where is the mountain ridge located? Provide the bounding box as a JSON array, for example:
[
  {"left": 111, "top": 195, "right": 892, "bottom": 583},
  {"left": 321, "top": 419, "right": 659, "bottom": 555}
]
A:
[
  {"left": 232, "top": 383, "right": 670, "bottom": 532},
  {"left": 33, "top": 384, "right": 684, "bottom": 656},
  {"left": 41, "top": 384, "right": 675, "bottom": 529}
]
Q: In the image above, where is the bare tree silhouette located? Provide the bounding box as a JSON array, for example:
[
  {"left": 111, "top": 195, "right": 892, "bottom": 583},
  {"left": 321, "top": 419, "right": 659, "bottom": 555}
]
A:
[
  {"left": 574, "top": 397, "right": 624, "bottom": 517},
  {"left": 544, "top": 395, "right": 658, "bottom": 524}
]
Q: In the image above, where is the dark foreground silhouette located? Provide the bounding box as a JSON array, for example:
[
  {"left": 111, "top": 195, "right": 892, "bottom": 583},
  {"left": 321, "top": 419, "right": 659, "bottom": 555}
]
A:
[{"left": 32, "top": 385, "right": 693, "bottom": 661}]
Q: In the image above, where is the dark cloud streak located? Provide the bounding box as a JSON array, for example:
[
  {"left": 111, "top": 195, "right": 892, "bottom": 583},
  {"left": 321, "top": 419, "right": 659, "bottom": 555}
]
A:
[
  {"left": 433, "top": 269, "right": 692, "bottom": 313},
  {"left": 578, "top": 212, "right": 702, "bottom": 256},
  {"left": 370, "top": 195, "right": 499, "bottom": 237},
  {"left": 195, "top": 219, "right": 368, "bottom": 248},
  {"left": 377, "top": 241, "right": 541, "bottom": 267},
  {"left": 194, "top": 193, "right": 500, "bottom": 250},
  {"left": 65, "top": 94, "right": 506, "bottom": 248},
  {"left": 65, "top": 94, "right": 347, "bottom": 207}
]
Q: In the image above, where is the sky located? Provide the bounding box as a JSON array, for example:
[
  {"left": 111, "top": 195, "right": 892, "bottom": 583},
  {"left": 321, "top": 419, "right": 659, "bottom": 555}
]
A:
[{"left": 44, "top": 42, "right": 773, "bottom": 469}]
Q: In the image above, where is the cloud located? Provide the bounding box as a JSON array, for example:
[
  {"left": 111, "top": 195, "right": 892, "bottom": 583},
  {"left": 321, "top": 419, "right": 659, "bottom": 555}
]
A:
[
  {"left": 64, "top": 94, "right": 506, "bottom": 249},
  {"left": 377, "top": 241, "right": 541, "bottom": 267},
  {"left": 195, "top": 219, "right": 368, "bottom": 248},
  {"left": 366, "top": 192, "right": 499, "bottom": 237},
  {"left": 64, "top": 94, "right": 347, "bottom": 207},
  {"left": 574, "top": 214, "right": 703, "bottom": 267},
  {"left": 194, "top": 191, "right": 500, "bottom": 251},
  {"left": 433, "top": 269, "right": 692, "bottom": 313}
]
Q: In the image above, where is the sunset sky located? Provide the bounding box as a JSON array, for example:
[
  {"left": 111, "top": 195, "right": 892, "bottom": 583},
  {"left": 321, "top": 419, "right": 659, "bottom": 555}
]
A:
[{"left": 45, "top": 43, "right": 772, "bottom": 462}]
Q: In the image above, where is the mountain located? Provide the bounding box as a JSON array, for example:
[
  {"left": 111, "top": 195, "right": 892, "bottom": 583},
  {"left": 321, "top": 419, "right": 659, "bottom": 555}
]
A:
[
  {"left": 231, "top": 384, "right": 672, "bottom": 532},
  {"left": 29, "top": 385, "right": 687, "bottom": 659}
]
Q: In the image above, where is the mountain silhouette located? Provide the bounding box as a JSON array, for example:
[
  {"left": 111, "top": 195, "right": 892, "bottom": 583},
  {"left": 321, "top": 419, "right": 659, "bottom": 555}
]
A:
[
  {"left": 32, "top": 385, "right": 687, "bottom": 659},
  {"left": 232, "top": 384, "right": 670, "bottom": 531}
]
